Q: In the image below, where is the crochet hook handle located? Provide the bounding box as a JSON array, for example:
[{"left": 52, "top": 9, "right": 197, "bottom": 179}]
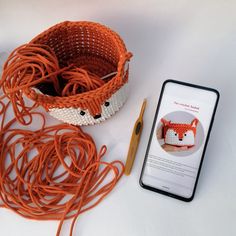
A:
[{"left": 124, "top": 99, "right": 147, "bottom": 175}]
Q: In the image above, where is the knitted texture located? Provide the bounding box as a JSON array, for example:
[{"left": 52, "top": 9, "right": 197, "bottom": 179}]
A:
[{"left": 161, "top": 118, "right": 199, "bottom": 147}]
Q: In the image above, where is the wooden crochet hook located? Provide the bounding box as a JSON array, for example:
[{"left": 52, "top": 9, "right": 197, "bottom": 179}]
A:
[{"left": 124, "top": 99, "right": 147, "bottom": 175}]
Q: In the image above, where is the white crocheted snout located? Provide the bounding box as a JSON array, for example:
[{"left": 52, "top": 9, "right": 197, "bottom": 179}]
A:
[
  {"left": 165, "top": 129, "right": 195, "bottom": 146},
  {"left": 49, "top": 83, "right": 128, "bottom": 126}
]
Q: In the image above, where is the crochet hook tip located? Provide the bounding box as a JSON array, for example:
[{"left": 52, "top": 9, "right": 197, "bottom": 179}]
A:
[{"left": 140, "top": 99, "right": 147, "bottom": 118}]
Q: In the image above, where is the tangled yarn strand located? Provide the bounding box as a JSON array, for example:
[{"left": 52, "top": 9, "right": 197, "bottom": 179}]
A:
[{"left": 0, "top": 43, "right": 124, "bottom": 236}]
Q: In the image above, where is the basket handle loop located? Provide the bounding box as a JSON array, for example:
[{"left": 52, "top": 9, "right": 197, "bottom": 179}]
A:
[{"left": 117, "top": 52, "right": 133, "bottom": 84}]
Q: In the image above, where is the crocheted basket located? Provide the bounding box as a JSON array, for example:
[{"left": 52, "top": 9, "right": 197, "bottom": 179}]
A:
[
  {"left": 26, "top": 21, "right": 132, "bottom": 125},
  {"left": 161, "top": 118, "right": 199, "bottom": 147}
]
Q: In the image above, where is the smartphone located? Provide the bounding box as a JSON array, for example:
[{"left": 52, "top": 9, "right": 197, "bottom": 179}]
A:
[{"left": 140, "top": 80, "right": 219, "bottom": 201}]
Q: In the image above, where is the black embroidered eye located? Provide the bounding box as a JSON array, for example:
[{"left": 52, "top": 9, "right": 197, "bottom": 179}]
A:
[
  {"left": 175, "top": 133, "right": 177, "bottom": 136},
  {"left": 184, "top": 133, "right": 187, "bottom": 136},
  {"left": 104, "top": 101, "right": 110, "bottom": 107},
  {"left": 80, "top": 110, "right": 85, "bottom": 116}
]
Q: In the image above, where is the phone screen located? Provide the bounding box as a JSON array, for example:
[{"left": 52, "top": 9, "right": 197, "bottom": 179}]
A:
[{"left": 140, "top": 80, "right": 219, "bottom": 201}]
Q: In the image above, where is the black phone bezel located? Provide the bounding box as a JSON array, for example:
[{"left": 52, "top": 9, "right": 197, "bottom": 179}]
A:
[{"left": 139, "top": 79, "right": 220, "bottom": 202}]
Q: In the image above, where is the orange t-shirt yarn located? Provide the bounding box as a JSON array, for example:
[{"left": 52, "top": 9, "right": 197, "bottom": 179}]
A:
[{"left": 0, "top": 21, "right": 131, "bottom": 236}]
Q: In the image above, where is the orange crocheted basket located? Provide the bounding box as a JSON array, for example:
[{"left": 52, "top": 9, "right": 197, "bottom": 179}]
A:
[{"left": 25, "top": 21, "right": 132, "bottom": 125}]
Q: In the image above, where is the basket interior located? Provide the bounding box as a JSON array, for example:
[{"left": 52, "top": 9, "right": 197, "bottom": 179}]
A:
[{"left": 31, "top": 23, "right": 121, "bottom": 77}]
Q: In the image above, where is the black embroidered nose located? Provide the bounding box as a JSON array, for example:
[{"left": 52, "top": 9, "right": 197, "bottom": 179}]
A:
[
  {"left": 94, "top": 114, "right": 101, "bottom": 119},
  {"left": 179, "top": 138, "right": 183, "bottom": 141}
]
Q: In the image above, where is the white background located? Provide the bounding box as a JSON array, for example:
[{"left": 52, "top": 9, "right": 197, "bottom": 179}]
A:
[{"left": 0, "top": 0, "right": 236, "bottom": 235}]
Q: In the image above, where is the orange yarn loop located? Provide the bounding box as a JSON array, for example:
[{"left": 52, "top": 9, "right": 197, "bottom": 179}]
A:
[
  {"left": 0, "top": 21, "right": 129, "bottom": 236},
  {"left": 61, "top": 67, "right": 105, "bottom": 96},
  {"left": 0, "top": 107, "right": 124, "bottom": 235},
  {"left": 0, "top": 43, "right": 107, "bottom": 123},
  {"left": 0, "top": 106, "right": 124, "bottom": 236},
  {"left": 0, "top": 81, "right": 124, "bottom": 236}
]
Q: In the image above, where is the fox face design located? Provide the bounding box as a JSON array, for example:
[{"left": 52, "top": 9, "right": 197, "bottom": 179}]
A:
[
  {"left": 161, "top": 118, "right": 198, "bottom": 147},
  {"left": 49, "top": 83, "right": 128, "bottom": 125}
]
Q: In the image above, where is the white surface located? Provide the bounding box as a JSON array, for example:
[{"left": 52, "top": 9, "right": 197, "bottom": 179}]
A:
[{"left": 0, "top": 0, "right": 236, "bottom": 236}]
